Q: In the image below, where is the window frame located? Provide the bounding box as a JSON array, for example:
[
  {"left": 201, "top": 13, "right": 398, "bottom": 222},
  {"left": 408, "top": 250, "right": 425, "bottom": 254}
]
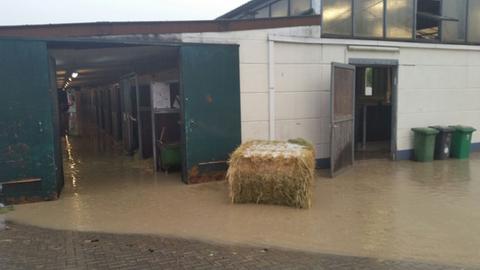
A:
[
  {"left": 441, "top": 0, "right": 468, "bottom": 44},
  {"left": 466, "top": 0, "right": 480, "bottom": 44},
  {"left": 385, "top": 0, "right": 415, "bottom": 40},
  {"left": 270, "top": 0, "right": 290, "bottom": 18},
  {"left": 290, "top": 0, "right": 314, "bottom": 16},
  {"left": 249, "top": 0, "right": 315, "bottom": 19},
  {"left": 321, "top": 0, "right": 478, "bottom": 46},
  {"left": 321, "top": 0, "right": 355, "bottom": 37},
  {"left": 254, "top": 4, "right": 271, "bottom": 19},
  {"left": 353, "top": 0, "right": 386, "bottom": 38}
]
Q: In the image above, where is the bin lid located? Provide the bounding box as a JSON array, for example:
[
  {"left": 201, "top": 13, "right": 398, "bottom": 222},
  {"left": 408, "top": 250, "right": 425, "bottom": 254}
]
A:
[
  {"left": 449, "top": 125, "right": 477, "bottom": 133},
  {"left": 411, "top": 127, "right": 440, "bottom": 135},
  {"left": 429, "top": 126, "right": 455, "bottom": 132}
]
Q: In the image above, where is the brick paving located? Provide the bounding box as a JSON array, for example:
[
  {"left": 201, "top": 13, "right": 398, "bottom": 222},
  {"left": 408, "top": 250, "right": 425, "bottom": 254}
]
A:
[{"left": 0, "top": 223, "right": 478, "bottom": 270}]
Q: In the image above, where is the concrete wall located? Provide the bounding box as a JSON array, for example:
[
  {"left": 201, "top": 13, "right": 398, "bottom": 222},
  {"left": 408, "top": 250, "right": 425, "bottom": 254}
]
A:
[
  {"left": 180, "top": 26, "right": 480, "bottom": 160},
  {"left": 396, "top": 48, "right": 480, "bottom": 152}
]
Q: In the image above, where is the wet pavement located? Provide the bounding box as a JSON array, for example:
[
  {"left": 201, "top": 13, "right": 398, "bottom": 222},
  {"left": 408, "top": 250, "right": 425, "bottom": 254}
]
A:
[
  {"left": 1, "top": 223, "right": 477, "bottom": 270},
  {"left": 4, "top": 127, "right": 480, "bottom": 268}
]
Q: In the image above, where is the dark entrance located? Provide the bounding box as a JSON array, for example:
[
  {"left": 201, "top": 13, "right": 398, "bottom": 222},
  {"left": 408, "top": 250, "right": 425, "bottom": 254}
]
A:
[{"left": 353, "top": 65, "right": 396, "bottom": 160}]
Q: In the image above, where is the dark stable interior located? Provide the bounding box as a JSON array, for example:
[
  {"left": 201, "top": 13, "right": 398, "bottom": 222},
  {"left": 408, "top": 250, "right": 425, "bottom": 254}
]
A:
[
  {"left": 354, "top": 66, "right": 393, "bottom": 160},
  {"left": 52, "top": 44, "right": 182, "bottom": 173}
]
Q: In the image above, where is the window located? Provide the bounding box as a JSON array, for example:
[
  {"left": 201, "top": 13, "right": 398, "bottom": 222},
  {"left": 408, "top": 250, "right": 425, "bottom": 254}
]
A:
[
  {"left": 255, "top": 6, "right": 270, "bottom": 18},
  {"left": 442, "top": 0, "right": 467, "bottom": 42},
  {"left": 365, "top": 68, "right": 373, "bottom": 96},
  {"left": 322, "top": 0, "right": 353, "bottom": 36},
  {"left": 416, "top": 0, "right": 441, "bottom": 40},
  {"left": 319, "top": 0, "right": 478, "bottom": 44},
  {"left": 386, "top": 0, "right": 414, "bottom": 39},
  {"left": 312, "top": 0, "right": 322, "bottom": 14},
  {"left": 354, "top": 0, "right": 384, "bottom": 38},
  {"left": 291, "top": 0, "right": 311, "bottom": 16},
  {"left": 468, "top": 0, "right": 480, "bottom": 43},
  {"left": 271, "top": 0, "right": 289, "bottom": 17}
]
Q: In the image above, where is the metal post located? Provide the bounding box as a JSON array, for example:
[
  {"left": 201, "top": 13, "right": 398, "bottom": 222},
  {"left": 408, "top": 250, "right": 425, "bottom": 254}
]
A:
[
  {"left": 151, "top": 81, "right": 158, "bottom": 172},
  {"left": 363, "top": 104, "right": 367, "bottom": 150},
  {"left": 134, "top": 74, "right": 143, "bottom": 158}
]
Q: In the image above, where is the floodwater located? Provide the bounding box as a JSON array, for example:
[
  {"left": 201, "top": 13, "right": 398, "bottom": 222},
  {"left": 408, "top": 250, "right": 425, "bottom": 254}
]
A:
[{"left": 6, "top": 125, "right": 480, "bottom": 267}]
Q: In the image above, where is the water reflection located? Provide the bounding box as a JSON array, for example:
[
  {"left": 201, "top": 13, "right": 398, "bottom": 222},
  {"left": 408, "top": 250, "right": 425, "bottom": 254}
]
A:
[
  {"left": 64, "top": 135, "right": 78, "bottom": 190},
  {"left": 8, "top": 124, "right": 480, "bottom": 267}
]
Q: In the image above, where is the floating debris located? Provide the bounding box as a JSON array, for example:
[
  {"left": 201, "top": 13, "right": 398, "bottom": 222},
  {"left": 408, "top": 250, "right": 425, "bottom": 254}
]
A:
[
  {"left": 0, "top": 203, "right": 14, "bottom": 232},
  {"left": 84, "top": 239, "right": 100, "bottom": 243}
]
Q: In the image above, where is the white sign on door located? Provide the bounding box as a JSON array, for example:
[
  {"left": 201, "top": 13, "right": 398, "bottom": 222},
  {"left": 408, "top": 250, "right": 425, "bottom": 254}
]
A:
[{"left": 151, "top": 82, "right": 171, "bottom": 109}]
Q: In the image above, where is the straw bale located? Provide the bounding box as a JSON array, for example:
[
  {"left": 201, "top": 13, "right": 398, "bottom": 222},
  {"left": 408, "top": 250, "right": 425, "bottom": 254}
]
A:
[{"left": 227, "top": 139, "right": 315, "bottom": 209}]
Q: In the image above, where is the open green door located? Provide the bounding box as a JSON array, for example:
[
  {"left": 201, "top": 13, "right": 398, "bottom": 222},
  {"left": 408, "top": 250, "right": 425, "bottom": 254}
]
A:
[
  {"left": 0, "top": 39, "right": 62, "bottom": 203},
  {"left": 180, "top": 44, "right": 241, "bottom": 184}
]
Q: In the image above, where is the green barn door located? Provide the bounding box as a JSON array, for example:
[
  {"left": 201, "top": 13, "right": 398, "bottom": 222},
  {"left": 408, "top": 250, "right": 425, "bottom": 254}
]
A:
[
  {"left": 0, "top": 39, "right": 62, "bottom": 203},
  {"left": 180, "top": 45, "right": 241, "bottom": 184}
]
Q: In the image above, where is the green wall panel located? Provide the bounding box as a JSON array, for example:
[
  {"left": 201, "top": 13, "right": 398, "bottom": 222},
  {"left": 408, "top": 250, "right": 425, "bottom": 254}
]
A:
[
  {"left": 180, "top": 44, "right": 241, "bottom": 184},
  {"left": 0, "top": 39, "right": 60, "bottom": 202}
]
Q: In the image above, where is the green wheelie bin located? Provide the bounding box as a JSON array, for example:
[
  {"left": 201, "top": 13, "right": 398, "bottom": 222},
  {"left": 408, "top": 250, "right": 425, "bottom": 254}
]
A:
[
  {"left": 411, "top": 128, "right": 439, "bottom": 162},
  {"left": 449, "top": 126, "right": 476, "bottom": 159}
]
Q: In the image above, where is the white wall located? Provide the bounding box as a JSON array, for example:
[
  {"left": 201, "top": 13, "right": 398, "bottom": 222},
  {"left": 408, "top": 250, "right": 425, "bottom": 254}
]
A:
[
  {"left": 396, "top": 48, "right": 480, "bottom": 151},
  {"left": 180, "top": 26, "right": 480, "bottom": 159},
  {"left": 181, "top": 26, "right": 323, "bottom": 149}
]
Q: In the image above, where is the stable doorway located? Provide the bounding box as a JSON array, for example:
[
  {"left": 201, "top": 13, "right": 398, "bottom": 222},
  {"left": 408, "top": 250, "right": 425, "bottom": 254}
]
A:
[
  {"left": 353, "top": 65, "right": 397, "bottom": 160},
  {"left": 329, "top": 60, "right": 398, "bottom": 177},
  {"left": 0, "top": 38, "right": 241, "bottom": 203}
]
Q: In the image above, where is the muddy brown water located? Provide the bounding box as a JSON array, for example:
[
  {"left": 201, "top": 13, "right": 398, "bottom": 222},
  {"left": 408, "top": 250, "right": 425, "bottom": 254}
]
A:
[{"left": 6, "top": 128, "right": 480, "bottom": 267}]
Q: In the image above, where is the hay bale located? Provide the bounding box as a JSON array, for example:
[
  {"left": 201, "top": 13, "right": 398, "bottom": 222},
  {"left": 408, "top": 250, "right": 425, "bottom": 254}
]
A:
[{"left": 227, "top": 140, "right": 315, "bottom": 209}]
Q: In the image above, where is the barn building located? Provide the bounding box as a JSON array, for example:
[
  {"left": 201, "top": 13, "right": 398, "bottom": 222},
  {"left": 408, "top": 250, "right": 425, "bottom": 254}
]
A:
[{"left": 0, "top": 0, "right": 479, "bottom": 202}]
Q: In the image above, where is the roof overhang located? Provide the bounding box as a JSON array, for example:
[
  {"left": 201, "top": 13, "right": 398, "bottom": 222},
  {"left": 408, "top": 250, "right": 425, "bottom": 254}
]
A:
[{"left": 0, "top": 16, "right": 321, "bottom": 39}]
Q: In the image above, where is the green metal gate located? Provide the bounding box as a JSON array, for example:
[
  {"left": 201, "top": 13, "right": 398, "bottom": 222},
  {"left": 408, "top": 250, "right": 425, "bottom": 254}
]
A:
[
  {"left": 180, "top": 44, "right": 241, "bottom": 184},
  {"left": 0, "top": 39, "right": 62, "bottom": 203}
]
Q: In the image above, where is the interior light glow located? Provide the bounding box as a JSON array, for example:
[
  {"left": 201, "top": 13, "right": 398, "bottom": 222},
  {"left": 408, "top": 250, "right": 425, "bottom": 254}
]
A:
[{"left": 71, "top": 72, "right": 79, "bottom": 78}]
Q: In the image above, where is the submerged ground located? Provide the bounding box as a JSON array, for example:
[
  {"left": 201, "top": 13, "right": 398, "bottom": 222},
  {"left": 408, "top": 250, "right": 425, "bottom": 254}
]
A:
[{"left": 4, "top": 128, "right": 480, "bottom": 268}]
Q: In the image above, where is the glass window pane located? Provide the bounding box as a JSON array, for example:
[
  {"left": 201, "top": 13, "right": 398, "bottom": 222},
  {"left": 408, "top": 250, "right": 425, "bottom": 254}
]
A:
[
  {"left": 291, "top": 0, "right": 311, "bottom": 16},
  {"left": 312, "top": 0, "right": 322, "bottom": 14},
  {"left": 442, "top": 0, "right": 467, "bottom": 42},
  {"left": 386, "top": 0, "right": 414, "bottom": 39},
  {"left": 354, "top": 0, "right": 384, "bottom": 38},
  {"left": 271, "top": 0, "right": 289, "bottom": 17},
  {"left": 468, "top": 0, "right": 480, "bottom": 43},
  {"left": 416, "top": 0, "right": 441, "bottom": 40},
  {"left": 255, "top": 6, "right": 270, "bottom": 18},
  {"left": 322, "top": 0, "right": 353, "bottom": 36}
]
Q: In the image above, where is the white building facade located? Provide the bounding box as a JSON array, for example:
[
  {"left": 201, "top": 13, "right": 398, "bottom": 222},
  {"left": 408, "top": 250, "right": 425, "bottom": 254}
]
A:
[{"left": 179, "top": 24, "right": 480, "bottom": 165}]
